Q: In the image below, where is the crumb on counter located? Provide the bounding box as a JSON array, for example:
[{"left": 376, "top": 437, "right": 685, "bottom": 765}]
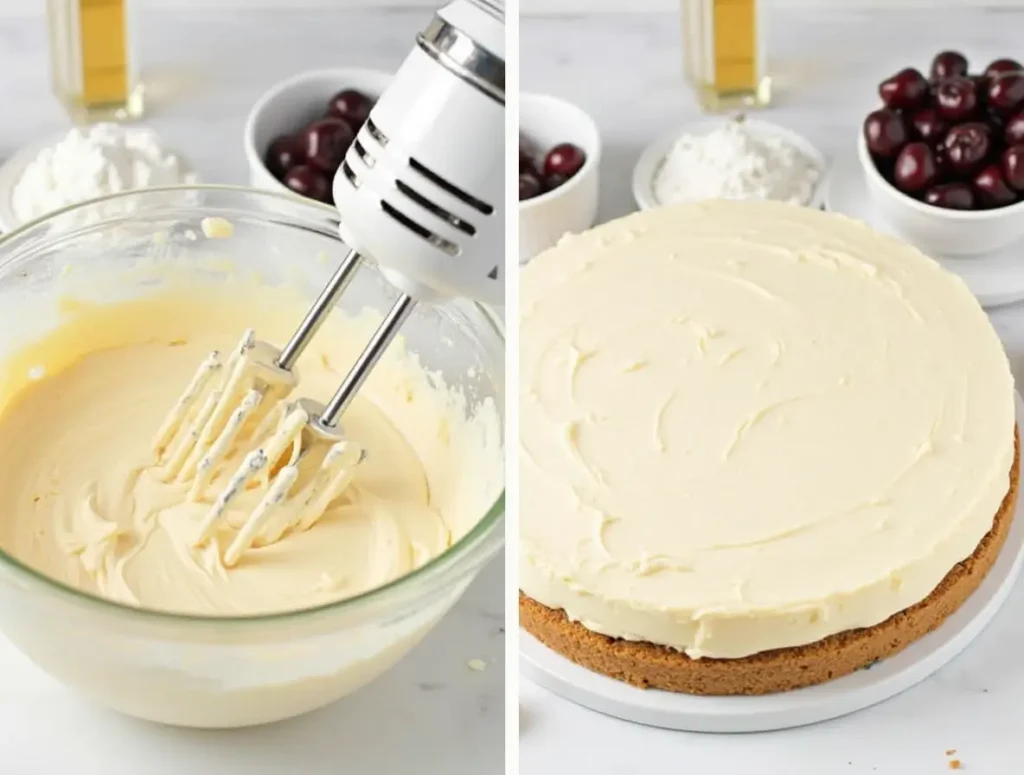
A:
[
  {"left": 467, "top": 658, "right": 487, "bottom": 672},
  {"left": 945, "top": 749, "right": 956, "bottom": 756},
  {"left": 949, "top": 760, "right": 962, "bottom": 770}
]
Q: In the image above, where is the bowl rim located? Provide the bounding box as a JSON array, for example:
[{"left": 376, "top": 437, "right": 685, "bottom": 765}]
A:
[
  {"left": 518, "top": 91, "right": 602, "bottom": 212},
  {"left": 856, "top": 128, "right": 1024, "bottom": 220},
  {"left": 0, "top": 183, "right": 506, "bottom": 631},
  {"left": 632, "top": 117, "right": 828, "bottom": 211},
  {"left": 242, "top": 67, "right": 395, "bottom": 191}
]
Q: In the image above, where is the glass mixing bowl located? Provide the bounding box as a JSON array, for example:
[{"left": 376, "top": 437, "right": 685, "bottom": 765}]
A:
[{"left": 0, "top": 186, "right": 504, "bottom": 728}]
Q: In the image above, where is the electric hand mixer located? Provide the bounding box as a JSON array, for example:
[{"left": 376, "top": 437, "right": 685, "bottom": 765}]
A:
[{"left": 152, "top": 0, "right": 505, "bottom": 566}]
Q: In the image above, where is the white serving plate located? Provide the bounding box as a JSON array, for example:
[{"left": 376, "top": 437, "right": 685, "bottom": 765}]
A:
[{"left": 521, "top": 392, "right": 1024, "bottom": 733}]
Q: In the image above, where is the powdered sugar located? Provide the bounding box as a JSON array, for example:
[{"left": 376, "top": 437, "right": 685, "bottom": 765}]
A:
[
  {"left": 11, "top": 123, "right": 197, "bottom": 225},
  {"left": 653, "top": 119, "right": 821, "bottom": 207}
]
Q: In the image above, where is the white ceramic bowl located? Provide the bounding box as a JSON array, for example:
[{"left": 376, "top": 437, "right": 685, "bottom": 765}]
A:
[
  {"left": 857, "top": 130, "right": 1024, "bottom": 257},
  {"left": 243, "top": 68, "right": 393, "bottom": 195},
  {"left": 632, "top": 118, "right": 828, "bottom": 212},
  {"left": 518, "top": 93, "right": 601, "bottom": 264}
]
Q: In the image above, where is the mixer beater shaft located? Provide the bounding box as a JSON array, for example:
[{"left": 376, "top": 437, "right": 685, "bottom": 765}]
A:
[
  {"left": 276, "top": 248, "right": 362, "bottom": 372},
  {"left": 317, "top": 292, "right": 417, "bottom": 430}
]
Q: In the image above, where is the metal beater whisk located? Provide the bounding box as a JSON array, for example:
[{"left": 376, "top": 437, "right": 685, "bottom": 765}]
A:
[{"left": 152, "top": 0, "right": 504, "bottom": 565}]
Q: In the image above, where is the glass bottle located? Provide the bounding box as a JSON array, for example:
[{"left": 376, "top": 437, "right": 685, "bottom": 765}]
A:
[
  {"left": 47, "top": 0, "right": 144, "bottom": 122},
  {"left": 681, "top": 0, "right": 771, "bottom": 112}
]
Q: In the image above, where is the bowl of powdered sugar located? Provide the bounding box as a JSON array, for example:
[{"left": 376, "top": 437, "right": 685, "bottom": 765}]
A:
[
  {"left": 633, "top": 117, "right": 826, "bottom": 212},
  {"left": 0, "top": 123, "right": 197, "bottom": 231}
]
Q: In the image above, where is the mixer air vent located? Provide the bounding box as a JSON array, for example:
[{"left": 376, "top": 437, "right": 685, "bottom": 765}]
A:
[
  {"left": 340, "top": 158, "right": 460, "bottom": 257},
  {"left": 365, "top": 118, "right": 389, "bottom": 148},
  {"left": 407, "top": 157, "right": 494, "bottom": 216},
  {"left": 342, "top": 116, "right": 501, "bottom": 260},
  {"left": 380, "top": 201, "right": 460, "bottom": 256},
  {"left": 351, "top": 139, "right": 376, "bottom": 169},
  {"left": 395, "top": 179, "right": 476, "bottom": 236}
]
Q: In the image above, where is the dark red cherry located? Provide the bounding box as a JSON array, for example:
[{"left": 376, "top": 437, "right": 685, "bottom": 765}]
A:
[
  {"left": 864, "top": 109, "right": 909, "bottom": 158},
  {"left": 985, "top": 59, "right": 1024, "bottom": 81},
  {"left": 988, "top": 72, "right": 1024, "bottom": 115},
  {"left": 327, "top": 89, "right": 374, "bottom": 128},
  {"left": 302, "top": 118, "right": 355, "bottom": 173},
  {"left": 943, "top": 122, "right": 992, "bottom": 173},
  {"left": 930, "top": 51, "right": 968, "bottom": 83},
  {"left": 894, "top": 142, "right": 938, "bottom": 192},
  {"left": 543, "top": 143, "right": 586, "bottom": 178},
  {"left": 973, "top": 163, "right": 1016, "bottom": 207},
  {"left": 879, "top": 68, "right": 929, "bottom": 110},
  {"left": 544, "top": 173, "right": 570, "bottom": 192},
  {"left": 1005, "top": 111, "right": 1024, "bottom": 146},
  {"left": 935, "top": 77, "right": 978, "bottom": 122},
  {"left": 924, "top": 182, "right": 975, "bottom": 210},
  {"left": 519, "top": 172, "right": 541, "bottom": 201},
  {"left": 283, "top": 165, "right": 330, "bottom": 202},
  {"left": 265, "top": 134, "right": 305, "bottom": 179},
  {"left": 971, "top": 74, "right": 991, "bottom": 103},
  {"left": 911, "top": 107, "right": 947, "bottom": 145},
  {"left": 933, "top": 146, "right": 951, "bottom": 180},
  {"left": 1001, "top": 146, "right": 1024, "bottom": 191},
  {"left": 519, "top": 148, "right": 536, "bottom": 174}
]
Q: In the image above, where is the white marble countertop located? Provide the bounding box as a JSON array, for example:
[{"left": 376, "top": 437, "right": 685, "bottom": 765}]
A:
[
  {"left": 0, "top": 8, "right": 502, "bottom": 775},
  {"left": 522, "top": 6, "right": 1024, "bottom": 774}
]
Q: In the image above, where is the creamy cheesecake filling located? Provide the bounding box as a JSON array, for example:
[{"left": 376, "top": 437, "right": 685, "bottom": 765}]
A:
[
  {"left": 0, "top": 284, "right": 502, "bottom": 615},
  {"left": 519, "top": 200, "right": 1015, "bottom": 659}
]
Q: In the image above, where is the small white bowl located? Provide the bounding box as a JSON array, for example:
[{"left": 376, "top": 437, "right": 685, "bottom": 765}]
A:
[
  {"left": 518, "top": 93, "right": 601, "bottom": 264},
  {"left": 857, "top": 130, "right": 1024, "bottom": 257},
  {"left": 243, "top": 68, "right": 393, "bottom": 195},
  {"left": 633, "top": 118, "right": 827, "bottom": 212}
]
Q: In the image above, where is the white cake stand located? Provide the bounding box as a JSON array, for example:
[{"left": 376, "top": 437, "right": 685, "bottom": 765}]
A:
[{"left": 520, "top": 393, "right": 1024, "bottom": 733}]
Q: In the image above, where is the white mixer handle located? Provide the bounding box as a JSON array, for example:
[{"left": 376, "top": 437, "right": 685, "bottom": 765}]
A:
[{"left": 332, "top": 0, "right": 505, "bottom": 306}]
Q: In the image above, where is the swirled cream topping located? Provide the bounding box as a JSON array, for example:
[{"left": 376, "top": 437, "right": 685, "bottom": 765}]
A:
[
  {"left": 0, "top": 284, "right": 502, "bottom": 615},
  {"left": 520, "top": 200, "right": 1015, "bottom": 659}
]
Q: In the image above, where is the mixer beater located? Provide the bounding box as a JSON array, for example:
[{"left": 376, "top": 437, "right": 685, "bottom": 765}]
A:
[{"left": 152, "top": 0, "right": 504, "bottom": 565}]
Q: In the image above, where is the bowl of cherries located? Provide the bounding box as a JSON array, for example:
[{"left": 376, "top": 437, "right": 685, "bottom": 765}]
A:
[
  {"left": 244, "top": 68, "right": 392, "bottom": 205},
  {"left": 859, "top": 51, "right": 1024, "bottom": 256},
  {"left": 518, "top": 92, "right": 601, "bottom": 263}
]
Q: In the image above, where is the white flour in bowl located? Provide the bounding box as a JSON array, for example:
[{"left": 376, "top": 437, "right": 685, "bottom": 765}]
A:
[
  {"left": 653, "top": 118, "right": 820, "bottom": 206},
  {"left": 11, "top": 123, "right": 197, "bottom": 225}
]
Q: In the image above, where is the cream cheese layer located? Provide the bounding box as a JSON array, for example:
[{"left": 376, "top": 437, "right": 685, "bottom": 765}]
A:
[{"left": 519, "top": 200, "right": 1015, "bottom": 659}]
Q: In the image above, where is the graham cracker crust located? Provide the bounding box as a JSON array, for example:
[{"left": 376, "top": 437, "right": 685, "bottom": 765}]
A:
[{"left": 521, "top": 430, "right": 1020, "bottom": 696}]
